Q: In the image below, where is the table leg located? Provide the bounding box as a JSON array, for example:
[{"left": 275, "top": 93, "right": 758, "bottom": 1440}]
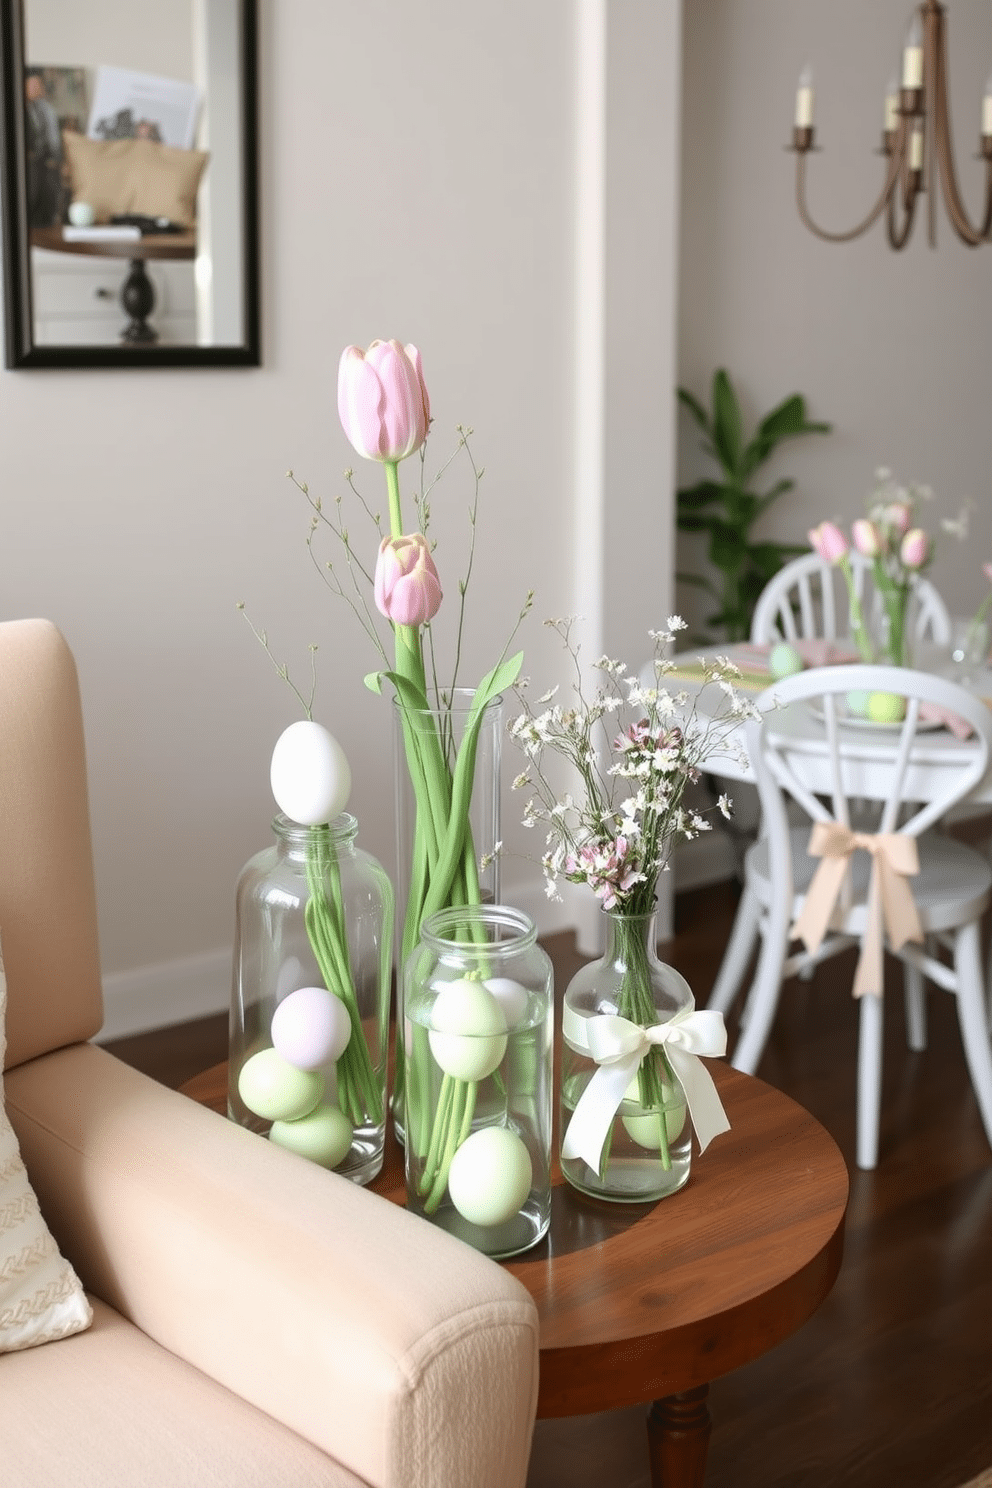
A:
[{"left": 646, "top": 1385, "right": 712, "bottom": 1488}]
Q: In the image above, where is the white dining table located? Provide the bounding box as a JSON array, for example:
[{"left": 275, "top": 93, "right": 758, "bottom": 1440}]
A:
[{"left": 667, "top": 644, "right": 992, "bottom": 808}]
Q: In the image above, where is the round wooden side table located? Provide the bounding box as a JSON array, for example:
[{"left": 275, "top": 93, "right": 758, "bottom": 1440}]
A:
[
  {"left": 181, "top": 1060, "right": 848, "bottom": 1488},
  {"left": 31, "top": 225, "right": 196, "bottom": 343}
]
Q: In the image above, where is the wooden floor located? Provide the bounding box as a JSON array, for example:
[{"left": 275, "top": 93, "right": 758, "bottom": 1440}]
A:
[{"left": 104, "top": 880, "right": 992, "bottom": 1488}]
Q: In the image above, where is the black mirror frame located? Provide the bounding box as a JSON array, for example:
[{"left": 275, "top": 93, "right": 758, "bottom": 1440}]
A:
[{"left": 0, "top": 0, "right": 260, "bottom": 368}]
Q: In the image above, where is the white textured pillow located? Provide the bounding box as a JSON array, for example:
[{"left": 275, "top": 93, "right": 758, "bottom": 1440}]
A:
[{"left": 1, "top": 936, "right": 93, "bottom": 1351}]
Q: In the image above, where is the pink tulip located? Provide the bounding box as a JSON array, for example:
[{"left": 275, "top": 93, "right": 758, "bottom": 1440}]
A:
[
  {"left": 900, "top": 527, "right": 929, "bottom": 570},
  {"left": 983, "top": 562, "right": 992, "bottom": 584},
  {"left": 337, "top": 340, "right": 430, "bottom": 463},
  {"left": 884, "top": 501, "right": 912, "bottom": 536},
  {"left": 851, "top": 519, "right": 882, "bottom": 559},
  {"left": 808, "top": 521, "right": 849, "bottom": 565},
  {"left": 374, "top": 533, "right": 443, "bottom": 627}
]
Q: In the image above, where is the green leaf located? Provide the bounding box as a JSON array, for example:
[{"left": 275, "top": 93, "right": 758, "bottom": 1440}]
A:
[
  {"left": 677, "top": 387, "right": 711, "bottom": 435},
  {"left": 363, "top": 671, "right": 385, "bottom": 694},
  {"left": 754, "top": 477, "right": 795, "bottom": 514},
  {"left": 709, "top": 522, "right": 748, "bottom": 574},
  {"left": 740, "top": 395, "right": 831, "bottom": 478},
  {"left": 676, "top": 479, "right": 725, "bottom": 512},
  {"left": 710, "top": 369, "right": 743, "bottom": 478}
]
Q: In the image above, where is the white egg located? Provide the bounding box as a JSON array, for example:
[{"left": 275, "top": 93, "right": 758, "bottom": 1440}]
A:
[
  {"left": 270, "top": 720, "right": 351, "bottom": 825},
  {"left": 620, "top": 1073, "right": 687, "bottom": 1149},
  {"left": 237, "top": 1048, "right": 324, "bottom": 1122},
  {"left": 271, "top": 985, "right": 352, "bottom": 1070},
  {"left": 428, "top": 979, "right": 508, "bottom": 1081},
  {"left": 269, "top": 1104, "right": 353, "bottom": 1168},
  {"left": 483, "top": 976, "right": 530, "bottom": 1029},
  {"left": 447, "top": 1127, "right": 533, "bottom": 1227}
]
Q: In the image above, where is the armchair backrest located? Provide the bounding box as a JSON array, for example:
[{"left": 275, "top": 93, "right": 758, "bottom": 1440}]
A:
[{"left": 0, "top": 619, "right": 103, "bottom": 1071}]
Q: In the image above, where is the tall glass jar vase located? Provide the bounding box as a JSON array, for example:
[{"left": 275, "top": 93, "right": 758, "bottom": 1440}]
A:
[
  {"left": 230, "top": 812, "right": 393, "bottom": 1185},
  {"left": 402, "top": 905, "right": 552, "bottom": 1259},
  {"left": 391, "top": 691, "right": 502, "bottom": 1139},
  {"left": 560, "top": 908, "right": 694, "bottom": 1203}
]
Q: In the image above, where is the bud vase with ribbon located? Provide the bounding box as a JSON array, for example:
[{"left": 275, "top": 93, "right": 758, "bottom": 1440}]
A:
[{"left": 561, "top": 907, "right": 729, "bottom": 1202}]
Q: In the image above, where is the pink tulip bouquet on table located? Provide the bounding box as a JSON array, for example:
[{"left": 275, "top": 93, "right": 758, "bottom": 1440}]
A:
[{"left": 808, "top": 468, "right": 961, "bottom": 667}]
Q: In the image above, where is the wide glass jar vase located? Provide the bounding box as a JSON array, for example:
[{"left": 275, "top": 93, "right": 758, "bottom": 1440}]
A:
[
  {"left": 229, "top": 812, "right": 393, "bottom": 1185},
  {"left": 560, "top": 908, "right": 693, "bottom": 1203},
  {"left": 402, "top": 904, "right": 552, "bottom": 1259}
]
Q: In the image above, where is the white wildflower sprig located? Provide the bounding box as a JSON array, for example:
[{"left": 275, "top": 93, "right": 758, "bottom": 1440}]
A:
[{"left": 510, "top": 620, "right": 758, "bottom": 911}]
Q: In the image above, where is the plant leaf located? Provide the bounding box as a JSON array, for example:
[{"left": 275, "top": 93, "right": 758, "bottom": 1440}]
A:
[
  {"left": 710, "top": 369, "right": 743, "bottom": 478},
  {"left": 677, "top": 387, "right": 711, "bottom": 435}
]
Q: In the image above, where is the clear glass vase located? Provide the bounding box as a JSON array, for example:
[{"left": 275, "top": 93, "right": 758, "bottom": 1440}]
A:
[
  {"left": 402, "top": 904, "right": 552, "bottom": 1259},
  {"left": 229, "top": 813, "right": 393, "bottom": 1185},
  {"left": 560, "top": 908, "right": 693, "bottom": 1202},
  {"left": 391, "top": 691, "right": 502, "bottom": 1140}
]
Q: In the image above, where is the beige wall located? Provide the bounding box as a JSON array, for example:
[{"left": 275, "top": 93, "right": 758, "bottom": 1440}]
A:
[
  {"left": 0, "top": 0, "right": 683, "bottom": 1033},
  {"left": 677, "top": 0, "right": 992, "bottom": 643}
]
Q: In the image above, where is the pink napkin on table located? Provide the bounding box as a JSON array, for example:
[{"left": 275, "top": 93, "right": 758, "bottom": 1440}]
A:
[
  {"left": 733, "top": 640, "right": 861, "bottom": 672},
  {"left": 918, "top": 703, "right": 973, "bottom": 740}
]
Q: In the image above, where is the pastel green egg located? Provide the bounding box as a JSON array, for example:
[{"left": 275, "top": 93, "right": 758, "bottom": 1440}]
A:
[
  {"left": 447, "top": 1127, "right": 533, "bottom": 1227},
  {"left": 867, "top": 691, "right": 906, "bottom": 724},
  {"left": 269, "top": 1104, "right": 352, "bottom": 1168},
  {"left": 846, "top": 690, "right": 871, "bottom": 717},
  {"left": 429, "top": 979, "right": 508, "bottom": 1082},
  {"left": 621, "top": 1075, "right": 687, "bottom": 1149},
  {"left": 769, "top": 642, "right": 804, "bottom": 679},
  {"left": 237, "top": 1048, "right": 324, "bottom": 1122}
]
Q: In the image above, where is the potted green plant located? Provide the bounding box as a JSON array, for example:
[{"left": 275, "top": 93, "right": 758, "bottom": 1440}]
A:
[{"left": 676, "top": 369, "right": 831, "bottom": 643}]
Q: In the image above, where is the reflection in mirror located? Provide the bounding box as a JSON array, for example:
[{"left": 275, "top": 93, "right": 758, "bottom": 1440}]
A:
[{"left": 0, "top": 0, "right": 259, "bottom": 367}]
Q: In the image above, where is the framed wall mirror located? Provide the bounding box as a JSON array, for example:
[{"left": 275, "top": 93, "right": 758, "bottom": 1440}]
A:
[{"left": 0, "top": 0, "right": 259, "bottom": 368}]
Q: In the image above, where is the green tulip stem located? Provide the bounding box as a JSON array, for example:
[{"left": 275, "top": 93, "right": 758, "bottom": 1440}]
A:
[{"left": 385, "top": 459, "right": 403, "bottom": 539}]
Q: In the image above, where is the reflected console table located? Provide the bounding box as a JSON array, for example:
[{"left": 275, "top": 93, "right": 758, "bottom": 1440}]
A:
[
  {"left": 181, "top": 1058, "right": 848, "bottom": 1488},
  {"left": 30, "top": 226, "right": 196, "bottom": 345}
]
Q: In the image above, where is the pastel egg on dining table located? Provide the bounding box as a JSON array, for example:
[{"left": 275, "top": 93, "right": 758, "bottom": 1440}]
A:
[
  {"left": 269, "top": 720, "right": 351, "bottom": 826},
  {"left": 768, "top": 642, "right": 804, "bottom": 679},
  {"left": 268, "top": 1104, "right": 353, "bottom": 1168},
  {"left": 271, "top": 985, "right": 352, "bottom": 1070},
  {"left": 621, "top": 1074, "right": 687, "bottom": 1149},
  {"left": 447, "top": 1127, "right": 533, "bottom": 1227},
  {"left": 483, "top": 976, "right": 530, "bottom": 1029},
  {"left": 846, "top": 690, "right": 871, "bottom": 717},
  {"left": 429, "top": 979, "right": 508, "bottom": 1081},
  {"left": 237, "top": 1047, "right": 324, "bottom": 1122},
  {"left": 867, "top": 691, "right": 907, "bottom": 723}
]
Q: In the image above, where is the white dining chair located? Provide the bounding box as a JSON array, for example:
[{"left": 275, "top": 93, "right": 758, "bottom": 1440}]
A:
[
  {"left": 750, "top": 549, "right": 952, "bottom": 651},
  {"left": 707, "top": 664, "right": 992, "bottom": 1170}
]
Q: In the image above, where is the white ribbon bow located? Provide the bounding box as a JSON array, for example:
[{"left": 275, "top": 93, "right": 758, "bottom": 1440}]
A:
[{"left": 561, "top": 1004, "right": 731, "bottom": 1175}]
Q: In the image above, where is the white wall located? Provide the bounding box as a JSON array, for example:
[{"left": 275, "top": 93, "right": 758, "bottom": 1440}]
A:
[
  {"left": 0, "top": 1, "right": 684, "bottom": 1035},
  {"left": 677, "top": 0, "right": 992, "bottom": 634}
]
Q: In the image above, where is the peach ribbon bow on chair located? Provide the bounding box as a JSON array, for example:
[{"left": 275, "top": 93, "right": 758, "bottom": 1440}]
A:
[{"left": 791, "top": 821, "right": 924, "bottom": 999}]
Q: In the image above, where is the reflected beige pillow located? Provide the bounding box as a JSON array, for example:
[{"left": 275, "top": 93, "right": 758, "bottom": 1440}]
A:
[
  {"left": 63, "top": 132, "right": 209, "bottom": 228},
  {"left": 1, "top": 935, "right": 92, "bottom": 1351}
]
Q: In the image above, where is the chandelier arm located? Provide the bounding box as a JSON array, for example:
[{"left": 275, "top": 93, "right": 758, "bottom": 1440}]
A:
[
  {"left": 795, "top": 133, "right": 905, "bottom": 243},
  {"left": 887, "top": 173, "right": 919, "bottom": 249},
  {"left": 928, "top": 1, "right": 985, "bottom": 246}
]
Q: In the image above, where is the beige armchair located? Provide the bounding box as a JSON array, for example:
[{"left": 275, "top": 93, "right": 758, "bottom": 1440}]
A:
[{"left": 0, "top": 618, "right": 539, "bottom": 1487}]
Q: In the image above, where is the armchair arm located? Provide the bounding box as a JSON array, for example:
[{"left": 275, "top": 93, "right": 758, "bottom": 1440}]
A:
[{"left": 5, "top": 1042, "right": 539, "bottom": 1488}]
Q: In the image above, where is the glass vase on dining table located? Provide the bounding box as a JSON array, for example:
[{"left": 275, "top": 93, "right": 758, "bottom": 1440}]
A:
[{"left": 391, "top": 690, "right": 502, "bottom": 1143}]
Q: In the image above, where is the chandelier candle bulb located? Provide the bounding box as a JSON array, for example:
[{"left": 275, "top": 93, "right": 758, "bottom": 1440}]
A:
[
  {"left": 795, "top": 65, "right": 814, "bottom": 128},
  {"left": 902, "top": 15, "right": 923, "bottom": 89},
  {"left": 910, "top": 122, "right": 924, "bottom": 173}
]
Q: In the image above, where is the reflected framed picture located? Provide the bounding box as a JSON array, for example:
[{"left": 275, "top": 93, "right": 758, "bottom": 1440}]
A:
[{"left": 23, "top": 62, "right": 86, "bottom": 228}]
